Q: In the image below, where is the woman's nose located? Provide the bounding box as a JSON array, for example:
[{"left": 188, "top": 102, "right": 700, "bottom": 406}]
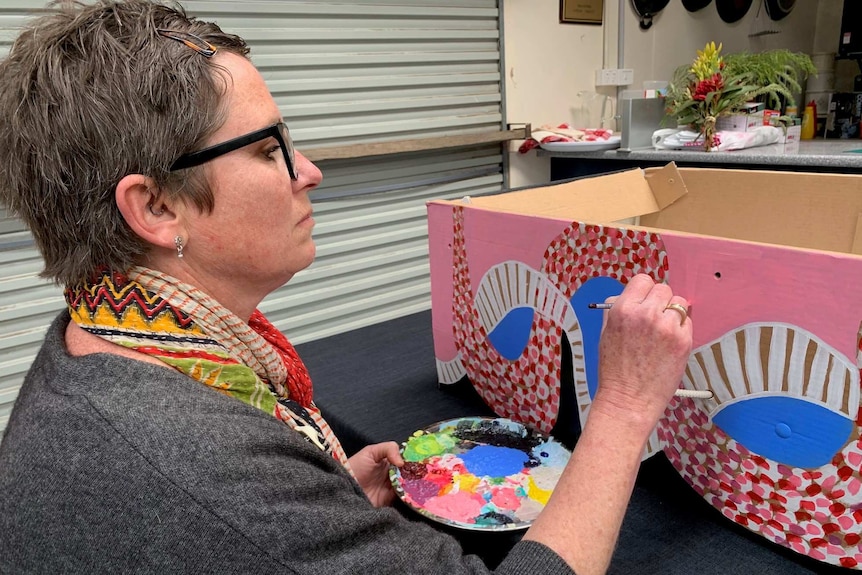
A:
[{"left": 292, "top": 150, "right": 323, "bottom": 192}]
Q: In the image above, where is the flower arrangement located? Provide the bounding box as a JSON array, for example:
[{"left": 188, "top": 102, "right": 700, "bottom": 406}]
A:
[{"left": 665, "top": 42, "right": 807, "bottom": 151}]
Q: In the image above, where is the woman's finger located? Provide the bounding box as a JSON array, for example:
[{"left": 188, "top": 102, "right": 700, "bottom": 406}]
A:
[{"left": 380, "top": 441, "right": 404, "bottom": 467}]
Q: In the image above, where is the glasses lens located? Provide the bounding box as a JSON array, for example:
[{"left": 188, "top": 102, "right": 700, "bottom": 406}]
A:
[{"left": 278, "top": 122, "right": 297, "bottom": 180}]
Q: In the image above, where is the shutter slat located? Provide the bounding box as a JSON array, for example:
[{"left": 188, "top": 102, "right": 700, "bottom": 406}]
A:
[{"left": 0, "top": 0, "right": 503, "bottom": 436}]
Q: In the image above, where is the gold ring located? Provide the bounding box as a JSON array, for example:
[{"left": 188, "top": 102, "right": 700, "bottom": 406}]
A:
[{"left": 665, "top": 303, "right": 688, "bottom": 325}]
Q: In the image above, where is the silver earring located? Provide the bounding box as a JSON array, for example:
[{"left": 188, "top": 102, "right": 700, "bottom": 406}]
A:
[
  {"left": 174, "top": 235, "right": 184, "bottom": 259},
  {"left": 148, "top": 202, "right": 164, "bottom": 216}
]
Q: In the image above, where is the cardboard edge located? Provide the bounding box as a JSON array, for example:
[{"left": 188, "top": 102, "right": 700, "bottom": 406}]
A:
[
  {"left": 852, "top": 214, "right": 862, "bottom": 256},
  {"left": 428, "top": 164, "right": 689, "bottom": 224}
]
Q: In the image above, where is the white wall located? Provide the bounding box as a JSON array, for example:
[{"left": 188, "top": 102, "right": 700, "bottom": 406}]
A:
[
  {"left": 503, "top": 0, "right": 610, "bottom": 188},
  {"left": 623, "top": 1, "right": 818, "bottom": 86},
  {"left": 504, "top": 0, "right": 849, "bottom": 188}
]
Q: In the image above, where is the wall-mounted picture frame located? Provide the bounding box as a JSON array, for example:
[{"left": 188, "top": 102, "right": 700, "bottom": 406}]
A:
[{"left": 560, "top": 0, "right": 604, "bottom": 24}]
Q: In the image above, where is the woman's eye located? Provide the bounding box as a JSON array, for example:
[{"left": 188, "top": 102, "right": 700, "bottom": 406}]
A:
[{"left": 265, "top": 145, "right": 280, "bottom": 160}]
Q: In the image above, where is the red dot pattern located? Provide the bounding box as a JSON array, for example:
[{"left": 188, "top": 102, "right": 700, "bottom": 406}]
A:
[
  {"left": 661, "top": 397, "right": 862, "bottom": 567},
  {"left": 542, "top": 223, "right": 668, "bottom": 296}
]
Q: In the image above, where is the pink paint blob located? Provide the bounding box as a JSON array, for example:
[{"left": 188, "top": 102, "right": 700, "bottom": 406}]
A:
[
  {"left": 422, "top": 490, "right": 486, "bottom": 524},
  {"left": 490, "top": 487, "right": 521, "bottom": 511}
]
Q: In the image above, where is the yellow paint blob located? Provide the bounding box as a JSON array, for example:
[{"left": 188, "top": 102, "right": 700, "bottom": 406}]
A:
[
  {"left": 453, "top": 473, "right": 481, "bottom": 493},
  {"left": 526, "top": 476, "right": 552, "bottom": 505}
]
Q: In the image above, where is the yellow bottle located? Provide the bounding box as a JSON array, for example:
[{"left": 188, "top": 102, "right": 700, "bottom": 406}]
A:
[{"left": 801, "top": 105, "right": 815, "bottom": 140}]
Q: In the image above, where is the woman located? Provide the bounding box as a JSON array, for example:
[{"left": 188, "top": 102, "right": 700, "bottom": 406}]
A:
[{"left": 0, "top": 2, "right": 692, "bottom": 574}]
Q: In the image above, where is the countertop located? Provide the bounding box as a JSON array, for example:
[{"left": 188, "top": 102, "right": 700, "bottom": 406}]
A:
[{"left": 537, "top": 139, "right": 862, "bottom": 170}]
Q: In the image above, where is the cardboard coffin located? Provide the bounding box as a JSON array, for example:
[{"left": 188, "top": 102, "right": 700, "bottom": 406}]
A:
[{"left": 427, "top": 163, "right": 862, "bottom": 569}]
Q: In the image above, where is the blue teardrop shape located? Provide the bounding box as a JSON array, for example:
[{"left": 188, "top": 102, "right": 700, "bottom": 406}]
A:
[
  {"left": 712, "top": 396, "right": 854, "bottom": 469},
  {"left": 487, "top": 306, "right": 535, "bottom": 360},
  {"left": 570, "top": 276, "right": 624, "bottom": 399}
]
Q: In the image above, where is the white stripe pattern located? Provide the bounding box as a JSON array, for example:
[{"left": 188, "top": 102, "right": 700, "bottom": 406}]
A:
[{"left": 682, "top": 322, "right": 859, "bottom": 420}]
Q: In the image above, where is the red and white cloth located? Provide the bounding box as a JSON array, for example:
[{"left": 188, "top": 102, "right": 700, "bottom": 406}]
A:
[{"left": 519, "top": 123, "right": 615, "bottom": 153}]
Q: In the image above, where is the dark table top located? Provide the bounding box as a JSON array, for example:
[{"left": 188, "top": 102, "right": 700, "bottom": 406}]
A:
[{"left": 297, "top": 310, "right": 853, "bottom": 574}]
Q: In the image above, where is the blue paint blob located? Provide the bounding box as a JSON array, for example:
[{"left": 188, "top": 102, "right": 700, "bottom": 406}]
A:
[
  {"left": 570, "top": 277, "right": 624, "bottom": 398},
  {"left": 712, "top": 396, "right": 854, "bottom": 469},
  {"left": 487, "top": 306, "right": 535, "bottom": 361},
  {"left": 460, "top": 445, "right": 528, "bottom": 477}
]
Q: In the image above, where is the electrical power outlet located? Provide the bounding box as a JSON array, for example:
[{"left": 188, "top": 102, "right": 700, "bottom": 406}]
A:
[
  {"left": 596, "top": 68, "right": 634, "bottom": 86},
  {"left": 595, "top": 68, "right": 618, "bottom": 86},
  {"left": 617, "top": 69, "right": 634, "bottom": 86}
]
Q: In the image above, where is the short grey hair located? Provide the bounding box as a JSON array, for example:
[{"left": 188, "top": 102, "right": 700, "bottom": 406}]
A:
[{"left": 0, "top": 0, "right": 250, "bottom": 287}]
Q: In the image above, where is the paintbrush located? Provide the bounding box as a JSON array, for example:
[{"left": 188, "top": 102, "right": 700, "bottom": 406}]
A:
[
  {"left": 588, "top": 302, "right": 694, "bottom": 313},
  {"left": 587, "top": 302, "right": 712, "bottom": 399}
]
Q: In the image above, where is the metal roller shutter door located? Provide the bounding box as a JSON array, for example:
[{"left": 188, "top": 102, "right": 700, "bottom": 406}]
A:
[{"left": 0, "top": 0, "right": 504, "bottom": 432}]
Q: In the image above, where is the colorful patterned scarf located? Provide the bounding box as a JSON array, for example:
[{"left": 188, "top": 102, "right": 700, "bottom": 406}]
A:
[{"left": 65, "top": 267, "right": 350, "bottom": 469}]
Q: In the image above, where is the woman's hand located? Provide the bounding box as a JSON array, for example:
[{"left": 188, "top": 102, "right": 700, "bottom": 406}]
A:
[
  {"left": 348, "top": 441, "right": 404, "bottom": 507},
  {"left": 592, "top": 273, "right": 694, "bottom": 435}
]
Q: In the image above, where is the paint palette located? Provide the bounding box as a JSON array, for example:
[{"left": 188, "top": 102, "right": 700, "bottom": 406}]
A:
[{"left": 389, "top": 416, "right": 571, "bottom": 531}]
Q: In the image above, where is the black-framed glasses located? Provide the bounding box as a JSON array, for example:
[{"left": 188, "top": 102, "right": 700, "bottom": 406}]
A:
[{"left": 169, "top": 122, "right": 298, "bottom": 180}]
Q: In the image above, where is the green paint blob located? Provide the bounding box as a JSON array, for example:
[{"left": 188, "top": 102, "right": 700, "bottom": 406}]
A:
[{"left": 403, "top": 431, "right": 457, "bottom": 462}]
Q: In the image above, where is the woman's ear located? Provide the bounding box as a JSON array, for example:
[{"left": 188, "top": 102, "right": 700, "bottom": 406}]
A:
[{"left": 114, "top": 174, "right": 182, "bottom": 251}]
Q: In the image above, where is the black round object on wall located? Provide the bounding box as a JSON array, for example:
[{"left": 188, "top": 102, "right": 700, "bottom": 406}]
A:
[
  {"left": 764, "top": 0, "right": 795, "bottom": 20},
  {"left": 682, "top": 0, "right": 712, "bottom": 12},
  {"left": 631, "top": 0, "right": 671, "bottom": 30},
  {"left": 715, "top": 0, "right": 753, "bottom": 23}
]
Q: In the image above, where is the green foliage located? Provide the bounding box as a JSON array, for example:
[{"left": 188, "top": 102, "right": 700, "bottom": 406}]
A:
[{"left": 723, "top": 50, "right": 816, "bottom": 108}]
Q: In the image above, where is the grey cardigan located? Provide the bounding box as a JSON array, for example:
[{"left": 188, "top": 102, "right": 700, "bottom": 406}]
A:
[{"left": 0, "top": 313, "right": 575, "bottom": 574}]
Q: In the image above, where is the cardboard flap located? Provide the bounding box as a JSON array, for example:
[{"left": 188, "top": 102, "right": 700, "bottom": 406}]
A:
[
  {"left": 643, "top": 162, "right": 689, "bottom": 210},
  {"left": 438, "top": 167, "right": 675, "bottom": 223}
]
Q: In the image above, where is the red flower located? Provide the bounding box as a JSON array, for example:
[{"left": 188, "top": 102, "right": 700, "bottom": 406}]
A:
[{"left": 692, "top": 73, "right": 724, "bottom": 101}]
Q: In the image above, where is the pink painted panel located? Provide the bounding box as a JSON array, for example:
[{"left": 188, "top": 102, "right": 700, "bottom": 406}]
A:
[{"left": 428, "top": 197, "right": 862, "bottom": 569}]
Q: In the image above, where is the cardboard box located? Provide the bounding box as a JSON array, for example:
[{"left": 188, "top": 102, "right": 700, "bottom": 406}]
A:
[
  {"left": 761, "top": 108, "right": 782, "bottom": 125},
  {"left": 715, "top": 112, "right": 764, "bottom": 132},
  {"left": 771, "top": 123, "right": 801, "bottom": 153},
  {"left": 427, "top": 164, "right": 862, "bottom": 568},
  {"left": 713, "top": 103, "right": 773, "bottom": 132}
]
